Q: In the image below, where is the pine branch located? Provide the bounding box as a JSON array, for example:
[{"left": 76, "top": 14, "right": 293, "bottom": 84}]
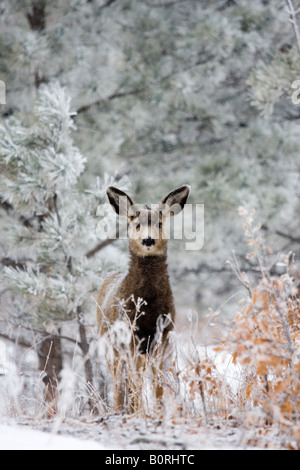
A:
[
  {"left": 100, "top": 0, "right": 118, "bottom": 8},
  {"left": 145, "top": 1, "right": 182, "bottom": 6},
  {"left": 262, "top": 224, "right": 300, "bottom": 244},
  {"left": 0, "top": 329, "right": 79, "bottom": 348},
  {"left": 0, "top": 332, "right": 32, "bottom": 349},
  {"left": 0, "top": 257, "right": 27, "bottom": 270},
  {"left": 275, "top": 230, "right": 300, "bottom": 243},
  {"left": 217, "top": 0, "right": 236, "bottom": 10},
  {"left": 178, "top": 262, "right": 231, "bottom": 276},
  {"left": 86, "top": 223, "right": 122, "bottom": 258},
  {"left": 76, "top": 88, "right": 145, "bottom": 115},
  {"left": 178, "top": 256, "right": 284, "bottom": 279},
  {"left": 86, "top": 238, "right": 116, "bottom": 259}
]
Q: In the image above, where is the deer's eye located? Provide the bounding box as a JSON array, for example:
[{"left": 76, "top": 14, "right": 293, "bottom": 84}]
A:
[
  {"left": 136, "top": 223, "right": 141, "bottom": 230},
  {"left": 158, "top": 222, "right": 162, "bottom": 229}
]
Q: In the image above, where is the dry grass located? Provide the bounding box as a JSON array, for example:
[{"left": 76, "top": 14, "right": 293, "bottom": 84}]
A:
[{"left": 1, "top": 208, "right": 300, "bottom": 449}]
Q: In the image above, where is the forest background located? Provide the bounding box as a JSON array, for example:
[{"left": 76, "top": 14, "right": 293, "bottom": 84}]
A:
[{"left": 0, "top": 0, "right": 299, "bottom": 449}]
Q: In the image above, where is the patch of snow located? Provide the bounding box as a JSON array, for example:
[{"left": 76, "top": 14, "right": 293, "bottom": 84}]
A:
[
  {"left": 0, "top": 424, "right": 108, "bottom": 450},
  {"left": 0, "top": 341, "right": 24, "bottom": 415},
  {"left": 202, "top": 347, "right": 243, "bottom": 394}
]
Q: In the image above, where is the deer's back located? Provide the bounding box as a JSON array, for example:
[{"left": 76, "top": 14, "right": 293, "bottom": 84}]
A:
[{"left": 97, "top": 272, "right": 125, "bottom": 334}]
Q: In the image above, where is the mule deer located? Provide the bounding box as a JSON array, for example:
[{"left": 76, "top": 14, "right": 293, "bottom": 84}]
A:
[{"left": 97, "top": 185, "right": 191, "bottom": 411}]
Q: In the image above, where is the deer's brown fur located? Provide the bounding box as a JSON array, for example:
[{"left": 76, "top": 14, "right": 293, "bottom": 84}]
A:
[{"left": 97, "top": 185, "right": 190, "bottom": 410}]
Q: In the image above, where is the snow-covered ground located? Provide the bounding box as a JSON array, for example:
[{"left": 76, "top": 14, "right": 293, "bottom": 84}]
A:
[
  {"left": 0, "top": 340, "right": 289, "bottom": 450},
  {"left": 0, "top": 424, "right": 107, "bottom": 450},
  {"left": 0, "top": 413, "right": 277, "bottom": 450}
]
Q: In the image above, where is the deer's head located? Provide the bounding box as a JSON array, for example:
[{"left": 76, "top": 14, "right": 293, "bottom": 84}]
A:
[{"left": 107, "top": 185, "right": 191, "bottom": 257}]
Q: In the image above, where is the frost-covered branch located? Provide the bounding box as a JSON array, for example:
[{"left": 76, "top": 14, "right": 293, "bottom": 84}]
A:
[
  {"left": 0, "top": 332, "right": 31, "bottom": 349},
  {"left": 100, "top": 0, "right": 118, "bottom": 8},
  {"left": 86, "top": 238, "right": 116, "bottom": 259},
  {"left": 145, "top": 1, "right": 182, "bottom": 7},
  {"left": 76, "top": 88, "right": 145, "bottom": 115},
  {"left": 0, "top": 82, "right": 105, "bottom": 409},
  {"left": 285, "top": 0, "right": 300, "bottom": 55}
]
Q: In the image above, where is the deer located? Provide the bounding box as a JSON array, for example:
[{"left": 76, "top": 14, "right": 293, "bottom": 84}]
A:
[{"left": 97, "top": 184, "right": 191, "bottom": 411}]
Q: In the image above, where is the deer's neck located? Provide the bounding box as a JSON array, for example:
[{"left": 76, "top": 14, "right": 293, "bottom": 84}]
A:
[
  {"left": 124, "top": 250, "right": 175, "bottom": 353},
  {"left": 126, "top": 250, "right": 171, "bottom": 299}
]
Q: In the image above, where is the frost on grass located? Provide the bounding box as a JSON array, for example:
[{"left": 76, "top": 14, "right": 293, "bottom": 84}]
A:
[
  {"left": 0, "top": 341, "right": 24, "bottom": 416},
  {"left": 218, "top": 208, "right": 300, "bottom": 446},
  {"left": 0, "top": 209, "right": 300, "bottom": 449}
]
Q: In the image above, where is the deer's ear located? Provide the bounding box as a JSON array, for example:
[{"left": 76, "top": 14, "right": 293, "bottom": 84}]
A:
[
  {"left": 160, "top": 185, "right": 191, "bottom": 217},
  {"left": 106, "top": 186, "right": 135, "bottom": 217}
]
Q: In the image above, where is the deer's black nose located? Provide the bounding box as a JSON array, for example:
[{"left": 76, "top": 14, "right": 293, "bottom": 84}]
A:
[{"left": 142, "top": 237, "right": 155, "bottom": 247}]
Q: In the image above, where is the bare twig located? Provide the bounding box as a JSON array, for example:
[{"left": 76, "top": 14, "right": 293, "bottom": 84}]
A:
[
  {"left": 262, "top": 224, "right": 300, "bottom": 244},
  {"left": 263, "top": 268, "right": 295, "bottom": 357},
  {"left": 285, "top": 0, "right": 300, "bottom": 55},
  {"left": 76, "top": 89, "right": 145, "bottom": 115},
  {"left": 274, "top": 230, "right": 300, "bottom": 244},
  {"left": 86, "top": 225, "right": 121, "bottom": 259},
  {"left": 228, "top": 251, "right": 252, "bottom": 298},
  {"left": 86, "top": 238, "right": 116, "bottom": 259},
  {"left": 16, "top": 324, "right": 80, "bottom": 347},
  {"left": 100, "top": 0, "right": 118, "bottom": 8},
  {"left": 145, "top": 1, "right": 181, "bottom": 6},
  {"left": 0, "top": 332, "right": 32, "bottom": 349}
]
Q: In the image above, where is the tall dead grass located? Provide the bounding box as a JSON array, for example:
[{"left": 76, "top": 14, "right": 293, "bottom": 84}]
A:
[{"left": 1, "top": 207, "right": 299, "bottom": 449}]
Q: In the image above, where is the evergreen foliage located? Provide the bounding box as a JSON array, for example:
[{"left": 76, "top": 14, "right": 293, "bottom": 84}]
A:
[
  {"left": 1, "top": 82, "right": 100, "bottom": 326},
  {"left": 0, "top": 0, "right": 299, "bottom": 411}
]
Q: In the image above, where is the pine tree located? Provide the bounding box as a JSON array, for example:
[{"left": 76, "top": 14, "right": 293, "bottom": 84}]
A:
[
  {"left": 0, "top": 0, "right": 299, "bottom": 321},
  {"left": 0, "top": 81, "right": 129, "bottom": 411}
]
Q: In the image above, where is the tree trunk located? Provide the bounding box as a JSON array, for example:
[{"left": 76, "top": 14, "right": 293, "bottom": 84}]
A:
[
  {"left": 37, "top": 333, "right": 63, "bottom": 416},
  {"left": 27, "top": 1, "right": 48, "bottom": 88},
  {"left": 28, "top": 0, "right": 60, "bottom": 415},
  {"left": 27, "top": 0, "right": 47, "bottom": 32}
]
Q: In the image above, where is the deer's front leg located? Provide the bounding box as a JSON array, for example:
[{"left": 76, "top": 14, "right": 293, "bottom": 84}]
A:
[{"left": 151, "top": 333, "right": 169, "bottom": 407}]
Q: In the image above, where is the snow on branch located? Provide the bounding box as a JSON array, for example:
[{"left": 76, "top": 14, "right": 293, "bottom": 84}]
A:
[{"left": 285, "top": 0, "right": 300, "bottom": 55}]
